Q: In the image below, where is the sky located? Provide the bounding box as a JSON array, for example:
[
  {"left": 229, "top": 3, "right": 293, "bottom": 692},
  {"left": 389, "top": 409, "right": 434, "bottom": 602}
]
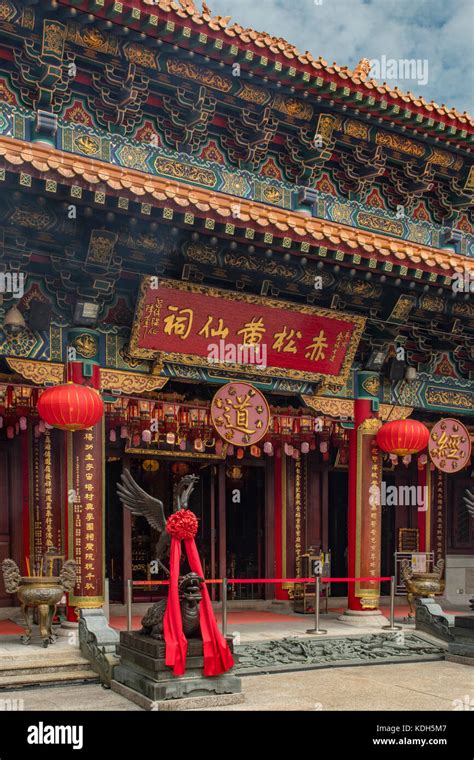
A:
[{"left": 203, "top": 0, "right": 474, "bottom": 116}]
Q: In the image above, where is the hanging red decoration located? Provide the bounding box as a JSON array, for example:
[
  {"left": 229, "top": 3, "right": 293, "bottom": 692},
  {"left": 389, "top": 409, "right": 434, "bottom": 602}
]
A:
[
  {"left": 171, "top": 462, "right": 190, "bottom": 476},
  {"left": 376, "top": 419, "right": 429, "bottom": 456},
  {"left": 37, "top": 383, "right": 104, "bottom": 432}
]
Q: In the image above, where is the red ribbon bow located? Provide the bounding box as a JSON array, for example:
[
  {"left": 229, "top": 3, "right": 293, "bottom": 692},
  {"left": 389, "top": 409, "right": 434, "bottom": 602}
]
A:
[{"left": 163, "top": 510, "right": 234, "bottom": 677}]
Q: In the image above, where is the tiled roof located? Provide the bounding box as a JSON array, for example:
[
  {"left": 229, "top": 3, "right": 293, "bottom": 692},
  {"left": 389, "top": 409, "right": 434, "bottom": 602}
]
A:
[
  {"left": 0, "top": 135, "right": 471, "bottom": 277},
  {"left": 138, "top": 0, "right": 474, "bottom": 128}
]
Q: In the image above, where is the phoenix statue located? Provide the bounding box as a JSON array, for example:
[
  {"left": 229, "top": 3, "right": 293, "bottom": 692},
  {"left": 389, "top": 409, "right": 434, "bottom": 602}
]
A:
[{"left": 116, "top": 470, "right": 198, "bottom": 575}]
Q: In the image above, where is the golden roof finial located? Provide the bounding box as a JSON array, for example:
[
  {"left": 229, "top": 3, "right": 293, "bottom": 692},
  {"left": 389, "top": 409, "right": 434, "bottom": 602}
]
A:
[{"left": 353, "top": 58, "right": 372, "bottom": 82}]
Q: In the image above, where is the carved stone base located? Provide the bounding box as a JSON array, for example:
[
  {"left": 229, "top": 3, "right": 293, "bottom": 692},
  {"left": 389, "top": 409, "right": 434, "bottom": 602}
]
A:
[
  {"left": 78, "top": 609, "right": 120, "bottom": 686},
  {"left": 112, "top": 631, "right": 242, "bottom": 704}
]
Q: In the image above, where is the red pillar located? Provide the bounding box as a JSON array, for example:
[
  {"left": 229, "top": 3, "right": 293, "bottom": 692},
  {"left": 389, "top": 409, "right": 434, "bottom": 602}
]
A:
[
  {"left": 417, "top": 460, "right": 431, "bottom": 553},
  {"left": 347, "top": 371, "right": 382, "bottom": 612}
]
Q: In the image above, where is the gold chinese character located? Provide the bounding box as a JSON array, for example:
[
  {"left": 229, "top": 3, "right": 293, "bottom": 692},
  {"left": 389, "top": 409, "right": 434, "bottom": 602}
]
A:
[
  {"left": 222, "top": 393, "right": 256, "bottom": 436},
  {"left": 198, "top": 316, "right": 229, "bottom": 340},
  {"left": 163, "top": 305, "right": 193, "bottom": 340},
  {"left": 237, "top": 317, "right": 266, "bottom": 346},
  {"left": 272, "top": 326, "right": 302, "bottom": 354},
  {"left": 432, "top": 432, "right": 461, "bottom": 460},
  {"left": 304, "top": 330, "right": 328, "bottom": 362}
]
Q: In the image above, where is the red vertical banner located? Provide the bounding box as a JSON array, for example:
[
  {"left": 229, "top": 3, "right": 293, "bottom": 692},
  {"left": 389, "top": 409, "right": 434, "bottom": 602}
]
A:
[
  {"left": 433, "top": 470, "right": 445, "bottom": 567},
  {"left": 67, "top": 421, "right": 104, "bottom": 608},
  {"left": 31, "top": 428, "right": 63, "bottom": 566},
  {"left": 417, "top": 462, "right": 432, "bottom": 553},
  {"left": 274, "top": 452, "right": 285, "bottom": 600}
]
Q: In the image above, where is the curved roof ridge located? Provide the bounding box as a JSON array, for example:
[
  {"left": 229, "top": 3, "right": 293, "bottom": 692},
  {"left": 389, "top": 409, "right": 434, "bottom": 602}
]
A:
[{"left": 142, "top": 0, "right": 473, "bottom": 127}]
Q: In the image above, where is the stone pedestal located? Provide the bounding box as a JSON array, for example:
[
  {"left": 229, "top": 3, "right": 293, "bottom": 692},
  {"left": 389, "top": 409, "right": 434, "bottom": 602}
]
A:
[{"left": 112, "top": 632, "right": 243, "bottom": 709}]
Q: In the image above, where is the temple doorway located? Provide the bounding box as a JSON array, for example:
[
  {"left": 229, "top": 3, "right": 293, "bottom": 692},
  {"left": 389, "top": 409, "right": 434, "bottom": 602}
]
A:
[
  {"left": 225, "top": 463, "right": 266, "bottom": 600},
  {"left": 0, "top": 439, "right": 22, "bottom": 607},
  {"left": 328, "top": 471, "right": 348, "bottom": 597}
]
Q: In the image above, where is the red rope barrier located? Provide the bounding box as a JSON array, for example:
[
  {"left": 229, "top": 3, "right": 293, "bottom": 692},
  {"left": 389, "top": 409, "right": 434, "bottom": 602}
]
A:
[
  {"left": 226, "top": 577, "right": 391, "bottom": 583},
  {"left": 131, "top": 576, "right": 391, "bottom": 587}
]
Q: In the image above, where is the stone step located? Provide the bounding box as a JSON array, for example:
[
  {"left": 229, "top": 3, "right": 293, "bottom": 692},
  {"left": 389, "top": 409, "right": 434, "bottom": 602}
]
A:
[
  {"left": 0, "top": 651, "right": 89, "bottom": 669},
  {"left": 0, "top": 661, "right": 94, "bottom": 677},
  {"left": 0, "top": 669, "right": 99, "bottom": 689},
  {"left": 0, "top": 649, "right": 87, "bottom": 662}
]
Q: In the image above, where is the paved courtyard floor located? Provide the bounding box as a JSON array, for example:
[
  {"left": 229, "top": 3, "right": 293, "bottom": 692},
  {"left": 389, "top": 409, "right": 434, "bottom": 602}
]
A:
[
  {"left": 0, "top": 602, "right": 471, "bottom": 712},
  {"left": 0, "top": 660, "right": 471, "bottom": 712}
]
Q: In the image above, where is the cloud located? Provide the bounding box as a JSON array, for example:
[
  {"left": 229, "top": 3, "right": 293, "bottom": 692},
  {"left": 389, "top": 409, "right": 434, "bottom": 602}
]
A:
[{"left": 205, "top": 0, "right": 474, "bottom": 114}]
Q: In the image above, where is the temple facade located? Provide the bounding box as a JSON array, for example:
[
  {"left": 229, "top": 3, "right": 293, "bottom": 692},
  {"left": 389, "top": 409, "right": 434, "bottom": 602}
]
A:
[{"left": 0, "top": 0, "right": 472, "bottom": 619}]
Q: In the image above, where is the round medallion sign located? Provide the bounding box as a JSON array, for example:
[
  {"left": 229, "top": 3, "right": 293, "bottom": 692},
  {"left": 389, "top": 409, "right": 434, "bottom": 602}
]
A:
[
  {"left": 428, "top": 418, "right": 471, "bottom": 473},
  {"left": 211, "top": 382, "right": 270, "bottom": 447}
]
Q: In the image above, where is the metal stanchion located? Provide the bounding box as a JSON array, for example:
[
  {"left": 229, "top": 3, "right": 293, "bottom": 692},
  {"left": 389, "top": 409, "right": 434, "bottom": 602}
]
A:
[
  {"left": 306, "top": 576, "right": 328, "bottom": 635},
  {"left": 222, "top": 578, "right": 228, "bottom": 638},
  {"left": 382, "top": 575, "right": 402, "bottom": 631},
  {"left": 104, "top": 577, "right": 110, "bottom": 622},
  {"left": 126, "top": 579, "right": 132, "bottom": 632}
]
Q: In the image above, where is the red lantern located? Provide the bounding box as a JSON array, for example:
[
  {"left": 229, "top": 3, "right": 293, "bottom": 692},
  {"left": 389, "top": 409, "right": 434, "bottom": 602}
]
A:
[
  {"left": 376, "top": 419, "right": 429, "bottom": 456},
  {"left": 38, "top": 383, "right": 104, "bottom": 432}
]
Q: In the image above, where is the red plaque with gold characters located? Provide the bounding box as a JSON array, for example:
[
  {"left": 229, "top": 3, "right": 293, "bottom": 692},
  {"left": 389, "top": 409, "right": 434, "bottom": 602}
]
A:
[
  {"left": 129, "top": 278, "right": 365, "bottom": 384},
  {"left": 428, "top": 418, "right": 472, "bottom": 473},
  {"left": 211, "top": 382, "right": 270, "bottom": 446}
]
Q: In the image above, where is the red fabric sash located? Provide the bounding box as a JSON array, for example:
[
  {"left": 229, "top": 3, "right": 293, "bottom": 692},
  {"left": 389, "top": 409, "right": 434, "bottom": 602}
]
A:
[{"left": 163, "top": 511, "right": 234, "bottom": 677}]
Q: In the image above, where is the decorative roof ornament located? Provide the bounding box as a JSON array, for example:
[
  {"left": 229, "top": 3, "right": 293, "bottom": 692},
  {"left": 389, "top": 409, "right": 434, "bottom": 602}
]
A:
[
  {"left": 178, "top": 0, "right": 198, "bottom": 13},
  {"left": 353, "top": 58, "right": 372, "bottom": 82}
]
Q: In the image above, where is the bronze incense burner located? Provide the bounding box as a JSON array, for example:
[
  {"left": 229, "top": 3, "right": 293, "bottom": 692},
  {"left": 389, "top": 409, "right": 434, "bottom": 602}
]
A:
[
  {"left": 1, "top": 559, "right": 77, "bottom": 647},
  {"left": 401, "top": 558, "right": 445, "bottom": 617}
]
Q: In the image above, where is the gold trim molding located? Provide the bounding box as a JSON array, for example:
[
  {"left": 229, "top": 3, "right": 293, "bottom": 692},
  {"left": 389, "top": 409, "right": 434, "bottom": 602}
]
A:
[
  {"left": 302, "top": 394, "right": 413, "bottom": 421},
  {"left": 125, "top": 447, "right": 227, "bottom": 461},
  {"left": 380, "top": 404, "right": 413, "bottom": 421},
  {"left": 7, "top": 358, "right": 64, "bottom": 384},
  {"left": 102, "top": 368, "right": 168, "bottom": 393},
  {"left": 6, "top": 359, "right": 168, "bottom": 393}
]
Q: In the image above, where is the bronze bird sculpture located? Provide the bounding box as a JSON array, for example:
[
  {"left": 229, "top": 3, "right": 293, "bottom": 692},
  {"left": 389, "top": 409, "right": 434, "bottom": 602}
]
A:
[{"left": 117, "top": 470, "right": 198, "bottom": 575}]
